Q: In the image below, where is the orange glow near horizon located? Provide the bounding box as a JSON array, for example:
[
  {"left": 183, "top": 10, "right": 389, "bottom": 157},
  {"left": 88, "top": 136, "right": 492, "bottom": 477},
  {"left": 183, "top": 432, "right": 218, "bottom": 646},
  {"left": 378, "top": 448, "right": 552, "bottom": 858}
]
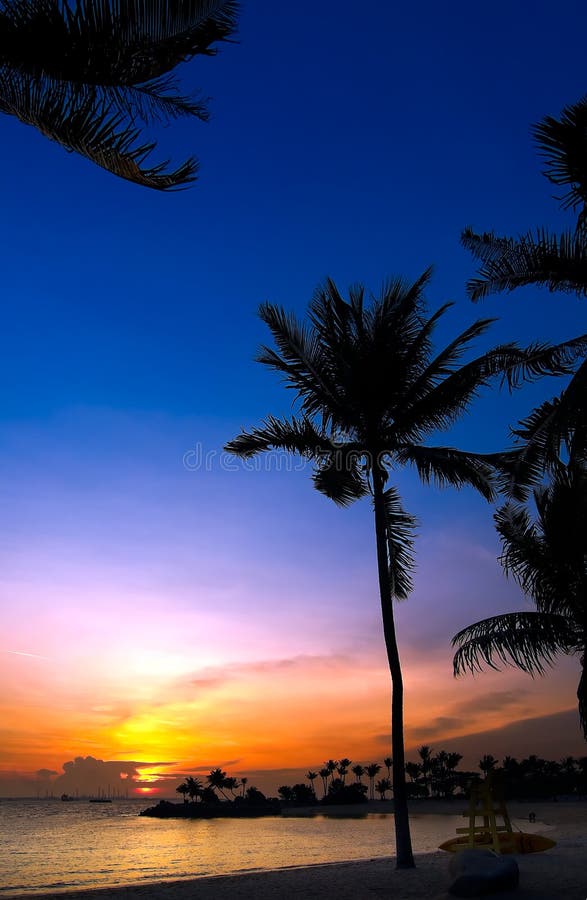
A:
[{"left": 1, "top": 634, "right": 584, "bottom": 800}]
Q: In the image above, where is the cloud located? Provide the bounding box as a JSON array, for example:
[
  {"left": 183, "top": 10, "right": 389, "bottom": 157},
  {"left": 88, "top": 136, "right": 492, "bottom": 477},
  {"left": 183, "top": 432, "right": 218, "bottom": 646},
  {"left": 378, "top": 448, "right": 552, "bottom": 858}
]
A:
[
  {"left": 53, "top": 756, "right": 177, "bottom": 794},
  {"left": 36, "top": 768, "right": 58, "bottom": 778},
  {"left": 451, "top": 691, "right": 530, "bottom": 716},
  {"left": 407, "top": 717, "right": 465, "bottom": 740}
]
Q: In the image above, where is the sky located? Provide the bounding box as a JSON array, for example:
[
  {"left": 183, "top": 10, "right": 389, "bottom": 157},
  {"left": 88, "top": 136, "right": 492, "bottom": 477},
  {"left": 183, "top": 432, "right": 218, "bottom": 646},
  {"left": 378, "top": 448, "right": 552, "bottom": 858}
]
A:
[{"left": 1, "top": 0, "right": 587, "bottom": 799}]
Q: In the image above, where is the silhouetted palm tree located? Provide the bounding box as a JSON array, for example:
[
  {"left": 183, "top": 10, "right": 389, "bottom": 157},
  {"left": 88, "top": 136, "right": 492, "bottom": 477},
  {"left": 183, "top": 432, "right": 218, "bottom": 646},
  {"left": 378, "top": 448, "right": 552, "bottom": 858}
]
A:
[
  {"left": 383, "top": 755, "right": 393, "bottom": 782},
  {"left": 462, "top": 95, "right": 587, "bottom": 301},
  {"left": 352, "top": 764, "right": 366, "bottom": 784},
  {"left": 240, "top": 776, "right": 248, "bottom": 798},
  {"left": 224, "top": 776, "right": 240, "bottom": 797},
  {"left": 0, "top": 0, "right": 238, "bottom": 188},
  {"left": 318, "top": 767, "right": 330, "bottom": 798},
  {"left": 185, "top": 776, "right": 202, "bottom": 803},
  {"left": 305, "top": 771, "right": 318, "bottom": 794},
  {"left": 324, "top": 760, "right": 338, "bottom": 789},
  {"left": 461, "top": 96, "right": 587, "bottom": 489},
  {"left": 365, "top": 763, "right": 381, "bottom": 801},
  {"left": 417, "top": 745, "right": 433, "bottom": 798},
  {"left": 207, "top": 767, "right": 230, "bottom": 800},
  {"left": 453, "top": 458, "right": 587, "bottom": 738},
  {"left": 225, "top": 270, "right": 578, "bottom": 867},
  {"left": 478, "top": 755, "right": 498, "bottom": 778},
  {"left": 337, "top": 758, "right": 351, "bottom": 783},
  {"left": 404, "top": 761, "right": 421, "bottom": 783},
  {"left": 176, "top": 782, "right": 189, "bottom": 803},
  {"left": 375, "top": 777, "right": 392, "bottom": 800}
]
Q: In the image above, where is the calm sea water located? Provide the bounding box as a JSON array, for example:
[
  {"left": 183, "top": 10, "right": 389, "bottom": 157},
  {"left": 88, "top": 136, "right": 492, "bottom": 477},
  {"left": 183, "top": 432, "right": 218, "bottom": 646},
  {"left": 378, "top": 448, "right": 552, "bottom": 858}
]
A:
[{"left": 0, "top": 799, "right": 461, "bottom": 896}]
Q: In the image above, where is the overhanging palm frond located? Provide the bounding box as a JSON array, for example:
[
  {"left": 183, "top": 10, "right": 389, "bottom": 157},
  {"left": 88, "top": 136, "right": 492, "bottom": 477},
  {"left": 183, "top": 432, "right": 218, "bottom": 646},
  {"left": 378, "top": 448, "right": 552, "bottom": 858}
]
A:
[
  {"left": 312, "top": 451, "right": 369, "bottom": 507},
  {"left": 0, "top": 1, "right": 238, "bottom": 187},
  {"left": 508, "top": 360, "right": 587, "bottom": 483},
  {"left": 0, "top": 0, "right": 238, "bottom": 85},
  {"left": 381, "top": 487, "right": 417, "bottom": 600},
  {"left": 0, "top": 68, "right": 197, "bottom": 188},
  {"left": 452, "top": 611, "right": 576, "bottom": 676},
  {"left": 533, "top": 95, "right": 587, "bottom": 222},
  {"left": 494, "top": 502, "right": 552, "bottom": 600},
  {"left": 224, "top": 415, "right": 331, "bottom": 459},
  {"left": 396, "top": 445, "right": 496, "bottom": 501},
  {"left": 461, "top": 227, "right": 587, "bottom": 300}
]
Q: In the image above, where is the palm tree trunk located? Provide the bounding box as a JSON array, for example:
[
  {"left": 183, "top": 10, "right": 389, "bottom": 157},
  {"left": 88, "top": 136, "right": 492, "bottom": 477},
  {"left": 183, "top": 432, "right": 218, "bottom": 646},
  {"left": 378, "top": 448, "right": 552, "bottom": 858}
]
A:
[
  {"left": 372, "top": 466, "right": 415, "bottom": 869},
  {"left": 578, "top": 652, "right": 587, "bottom": 739}
]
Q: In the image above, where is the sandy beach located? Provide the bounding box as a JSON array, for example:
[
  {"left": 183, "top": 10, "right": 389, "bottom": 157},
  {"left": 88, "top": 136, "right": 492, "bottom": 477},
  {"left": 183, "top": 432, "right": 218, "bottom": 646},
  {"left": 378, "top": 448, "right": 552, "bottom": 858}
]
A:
[{"left": 11, "top": 800, "right": 586, "bottom": 900}]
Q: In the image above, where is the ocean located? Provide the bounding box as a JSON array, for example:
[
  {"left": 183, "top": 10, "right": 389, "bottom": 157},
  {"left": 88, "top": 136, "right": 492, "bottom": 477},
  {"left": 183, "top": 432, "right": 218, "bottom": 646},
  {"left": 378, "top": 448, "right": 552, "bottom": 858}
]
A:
[{"left": 0, "top": 799, "right": 461, "bottom": 896}]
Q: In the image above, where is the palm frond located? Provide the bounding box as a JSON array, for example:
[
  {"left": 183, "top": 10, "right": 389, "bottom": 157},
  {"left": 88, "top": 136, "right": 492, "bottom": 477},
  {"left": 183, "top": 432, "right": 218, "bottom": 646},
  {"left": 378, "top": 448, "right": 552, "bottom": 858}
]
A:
[
  {"left": 381, "top": 486, "right": 417, "bottom": 600},
  {"left": 494, "top": 502, "right": 552, "bottom": 601},
  {"left": 486, "top": 445, "right": 546, "bottom": 502},
  {"left": 0, "top": 67, "right": 197, "bottom": 188},
  {"left": 461, "top": 227, "right": 587, "bottom": 300},
  {"left": 394, "top": 340, "right": 555, "bottom": 442},
  {"left": 0, "top": 0, "right": 238, "bottom": 85},
  {"left": 508, "top": 360, "right": 587, "bottom": 479},
  {"left": 257, "top": 303, "right": 348, "bottom": 428},
  {"left": 533, "top": 95, "right": 587, "bottom": 222},
  {"left": 499, "top": 334, "right": 587, "bottom": 389},
  {"left": 312, "top": 451, "right": 369, "bottom": 507},
  {"left": 224, "top": 415, "right": 331, "bottom": 460},
  {"left": 452, "top": 611, "right": 577, "bottom": 676},
  {"left": 108, "top": 76, "right": 210, "bottom": 125},
  {"left": 396, "top": 445, "right": 496, "bottom": 501}
]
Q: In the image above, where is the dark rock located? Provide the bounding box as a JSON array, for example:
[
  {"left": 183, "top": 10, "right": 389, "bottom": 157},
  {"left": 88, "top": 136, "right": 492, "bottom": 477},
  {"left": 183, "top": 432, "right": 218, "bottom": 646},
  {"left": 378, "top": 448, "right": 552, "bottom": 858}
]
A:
[{"left": 448, "top": 848, "right": 519, "bottom": 897}]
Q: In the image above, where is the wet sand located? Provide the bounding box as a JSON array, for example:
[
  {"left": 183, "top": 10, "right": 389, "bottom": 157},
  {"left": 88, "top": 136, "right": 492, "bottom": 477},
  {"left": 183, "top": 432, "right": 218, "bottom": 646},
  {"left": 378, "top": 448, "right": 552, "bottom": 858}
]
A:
[{"left": 12, "top": 800, "right": 586, "bottom": 900}]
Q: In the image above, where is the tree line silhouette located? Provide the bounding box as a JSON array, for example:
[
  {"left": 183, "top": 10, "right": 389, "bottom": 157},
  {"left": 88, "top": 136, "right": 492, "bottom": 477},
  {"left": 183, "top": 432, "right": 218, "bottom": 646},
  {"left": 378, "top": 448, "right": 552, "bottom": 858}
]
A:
[{"left": 174, "top": 749, "right": 587, "bottom": 811}]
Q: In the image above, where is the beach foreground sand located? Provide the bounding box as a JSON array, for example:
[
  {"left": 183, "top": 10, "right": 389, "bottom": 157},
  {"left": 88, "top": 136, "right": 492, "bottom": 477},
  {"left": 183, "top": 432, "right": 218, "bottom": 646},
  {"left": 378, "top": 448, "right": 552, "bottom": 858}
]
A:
[{"left": 13, "top": 801, "right": 586, "bottom": 900}]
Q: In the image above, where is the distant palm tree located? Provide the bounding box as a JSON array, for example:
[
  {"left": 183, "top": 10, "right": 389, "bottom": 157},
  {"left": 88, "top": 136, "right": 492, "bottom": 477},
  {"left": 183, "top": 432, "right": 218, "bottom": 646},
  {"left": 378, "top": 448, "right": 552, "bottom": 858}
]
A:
[
  {"left": 365, "top": 763, "right": 381, "bottom": 801},
  {"left": 351, "top": 764, "right": 366, "bottom": 784},
  {"left": 337, "top": 758, "right": 351, "bottom": 783},
  {"left": 225, "top": 270, "right": 575, "bottom": 867},
  {"left": 240, "top": 776, "right": 248, "bottom": 798},
  {"left": 185, "top": 776, "right": 202, "bottom": 803},
  {"left": 453, "top": 459, "right": 587, "bottom": 738},
  {"left": 305, "top": 771, "right": 318, "bottom": 794},
  {"left": 404, "top": 761, "right": 421, "bottom": 783},
  {"left": 223, "top": 777, "right": 240, "bottom": 797},
  {"left": 375, "top": 777, "right": 392, "bottom": 800},
  {"left": 417, "top": 746, "right": 433, "bottom": 798},
  {"left": 207, "top": 768, "right": 230, "bottom": 800},
  {"left": 478, "top": 755, "right": 498, "bottom": 779},
  {"left": 0, "top": 0, "right": 238, "bottom": 188},
  {"left": 318, "top": 767, "right": 330, "bottom": 798},
  {"left": 383, "top": 756, "right": 393, "bottom": 784},
  {"left": 176, "top": 782, "right": 189, "bottom": 803},
  {"left": 324, "top": 760, "right": 338, "bottom": 789}
]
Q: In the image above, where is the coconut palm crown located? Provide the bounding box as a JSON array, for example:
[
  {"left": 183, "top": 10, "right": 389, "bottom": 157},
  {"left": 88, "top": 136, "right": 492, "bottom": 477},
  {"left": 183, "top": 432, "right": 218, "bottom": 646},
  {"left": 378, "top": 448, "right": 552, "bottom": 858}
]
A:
[
  {"left": 224, "top": 268, "right": 585, "bottom": 867},
  {"left": 453, "top": 458, "right": 587, "bottom": 739},
  {"left": 460, "top": 95, "right": 587, "bottom": 491},
  {"left": 462, "top": 94, "right": 587, "bottom": 302},
  {"left": 0, "top": 0, "right": 238, "bottom": 188}
]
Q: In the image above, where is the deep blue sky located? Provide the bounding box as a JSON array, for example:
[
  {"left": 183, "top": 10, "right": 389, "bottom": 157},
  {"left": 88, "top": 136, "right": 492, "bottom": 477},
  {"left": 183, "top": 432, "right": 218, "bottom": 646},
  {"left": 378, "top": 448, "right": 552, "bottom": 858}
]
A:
[{"left": 2, "top": 0, "right": 587, "bottom": 788}]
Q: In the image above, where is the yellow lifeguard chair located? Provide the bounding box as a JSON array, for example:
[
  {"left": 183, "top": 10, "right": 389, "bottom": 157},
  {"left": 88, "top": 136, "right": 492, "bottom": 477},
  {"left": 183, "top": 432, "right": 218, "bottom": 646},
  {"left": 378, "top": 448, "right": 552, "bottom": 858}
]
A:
[{"left": 454, "top": 775, "right": 515, "bottom": 853}]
